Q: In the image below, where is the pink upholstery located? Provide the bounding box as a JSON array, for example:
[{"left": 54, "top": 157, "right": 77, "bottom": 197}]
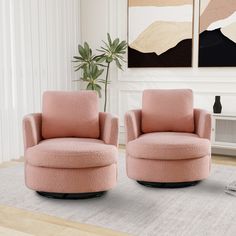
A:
[
  {"left": 23, "top": 113, "right": 42, "bottom": 150},
  {"left": 99, "top": 112, "right": 119, "bottom": 146},
  {"left": 126, "top": 154, "right": 211, "bottom": 183},
  {"left": 124, "top": 109, "right": 142, "bottom": 143},
  {"left": 42, "top": 91, "right": 100, "bottom": 139},
  {"left": 194, "top": 109, "right": 212, "bottom": 140},
  {"left": 127, "top": 132, "right": 210, "bottom": 160},
  {"left": 125, "top": 89, "right": 212, "bottom": 183},
  {"left": 23, "top": 91, "right": 119, "bottom": 194},
  {"left": 142, "top": 89, "right": 194, "bottom": 133},
  {"left": 26, "top": 138, "right": 117, "bottom": 169},
  {"left": 25, "top": 163, "right": 117, "bottom": 193}
]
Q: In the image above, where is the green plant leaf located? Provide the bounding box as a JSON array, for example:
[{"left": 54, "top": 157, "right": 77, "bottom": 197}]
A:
[
  {"left": 73, "top": 56, "right": 83, "bottom": 60},
  {"left": 115, "top": 54, "right": 126, "bottom": 62},
  {"left": 84, "top": 42, "right": 90, "bottom": 58},
  {"left": 107, "top": 57, "right": 113, "bottom": 63},
  {"left": 95, "top": 68, "right": 104, "bottom": 79},
  {"left": 94, "top": 84, "right": 102, "bottom": 90},
  {"left": 96, "top": 56, "right": 106, "bottom": 63},
  {"left": 97, "top": 79, "right": 110, "bottom": 84},
  {"left": 100, "top": 46, "right": 110, "bottom": 53},
  {"left": 86, "top": 83, "right": 93, "bottom": 90},
  {"left": 74, "top": 65, "right": 83, "bottom": 72},
  {"left": 116, "top": 41, "right": 127, "bottom": 52},
  {"left": 113, "top": 38, "right": 120, "bottom": 49},
  {"left": 107, "top": 33, "right": 112, "bottom": 47},
  {"left": 115, "top": 58, "right": 122, "bottom": 70},
  {"left": 73, "top": 34, "right": 127, "bottom": 104},
  {"left": 94, "top": 84, "right": 102, "bottom": 98},
  {"left": 78, "top": 45, "right": 86, "bottom": 58},
  {"left": 102, "top": 40, "right": 110, "bottom": 50}
]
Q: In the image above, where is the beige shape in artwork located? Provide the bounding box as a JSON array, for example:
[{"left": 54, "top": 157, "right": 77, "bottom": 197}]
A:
[
  {"left": 221, "top": 22, "right": 236, "bottom": 43},
  {"left": 200, "top": 0, "right": 236, "bottom": 33},
  {"left": 130, "top": 21, "right": 192, "bottom": 56},
  {"left": 200, "top": 0, "right": 211, "bottom": 16},
  {"left": 129, "top": 0, "right": 192, "bottom": 7}
]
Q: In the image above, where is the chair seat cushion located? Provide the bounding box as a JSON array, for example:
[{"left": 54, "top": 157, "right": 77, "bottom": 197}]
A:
[
  {"left": 127, "top": 132, "right": 210, "bottom": 160},
  {"left": 26, "top": 138, "right": 117, "bottom": 169}
]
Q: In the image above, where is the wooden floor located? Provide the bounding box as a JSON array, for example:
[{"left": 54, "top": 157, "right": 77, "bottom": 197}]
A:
[
  {"left": 0, "top": 150, "right": 235, "bottom": 236},
  {"left": 212, "top": 155, "right": 236, "bottom": 166},
  {"left": 0, "top": 205, "right": 129, "bottom": 236}
]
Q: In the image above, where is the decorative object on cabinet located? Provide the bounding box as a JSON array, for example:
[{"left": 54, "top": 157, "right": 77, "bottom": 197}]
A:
[
  {"left": 128, "top": 0, "right": 194, "bottom": 67},
  {"left": 199, "top": 0, "right": 236, "bottom": 67},
  {"left": 213, "top": 95, "right": 222, "bottom": 114}
]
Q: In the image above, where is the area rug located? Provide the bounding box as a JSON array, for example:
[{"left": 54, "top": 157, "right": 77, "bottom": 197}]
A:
[{"left": 0, "top": 152, "right": 236, "bottom": 236}]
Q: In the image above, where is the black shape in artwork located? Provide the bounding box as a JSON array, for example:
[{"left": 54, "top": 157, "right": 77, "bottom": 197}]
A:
[
  {"left": 199, "top": 28, "right": 236, "bottom": 67},
  {"left": 128, "top": 39, "right": 192, "bottom": 68}
]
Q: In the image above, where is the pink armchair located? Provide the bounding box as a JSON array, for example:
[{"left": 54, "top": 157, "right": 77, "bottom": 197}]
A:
[
  {"left": 23, "top": 91, "right": 119, "bottom": 199},
  {"left": 125, "top": 89, "right": 211, "bottom": 188}
]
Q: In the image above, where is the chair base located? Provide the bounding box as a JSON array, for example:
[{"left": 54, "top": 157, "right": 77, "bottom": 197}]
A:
[
  {"left": 137, "top": 180, "right": 200, "bottom": 188},
  {"left": 36, "top": 191, "right": 106, "bottom": 200}
]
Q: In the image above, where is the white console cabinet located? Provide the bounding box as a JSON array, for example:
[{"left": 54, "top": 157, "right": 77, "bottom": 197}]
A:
[{"left": 211, "top": 114, "right": 236, "bottom": 156}]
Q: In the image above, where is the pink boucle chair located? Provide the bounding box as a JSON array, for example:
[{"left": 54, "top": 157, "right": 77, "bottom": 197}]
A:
[
  {"left": 23, "top": 91, "right": 119, "bottom": 199},
  {"left": 125, "top": 89, "right": 211, "bottom": 188}
]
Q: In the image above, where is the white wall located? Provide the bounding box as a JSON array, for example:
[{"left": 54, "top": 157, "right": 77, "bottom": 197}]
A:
[
  {"left": 80, "top": 0, "right": 236, "bottom": 144},
  {"left": 0, "top": 0, "right": 80, "bottom": 162}
]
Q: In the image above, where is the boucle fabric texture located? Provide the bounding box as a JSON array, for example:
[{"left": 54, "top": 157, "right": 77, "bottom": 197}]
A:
[
  {"left": 125, "top": 94, "right": 212, "bottom": 183},
  {"left": 99, "top": 112, "right": 119, "bottom": 146},
  {"left": 23, "top": 94, "right": 119, "bottom": 193},
  {"left": 23, "top": 113, "right": 42, "bottom": 150},
  {"left": 26, "top": 138, "right": 118, "bottom": 169},
  {"left": 42, "top": 91, "right": 100, "bottom": 139},
  {"left": 127, "top": 132, "right": 210, "bottom": 160},
  {"left": 142, "top": 89, "right": 194, "bottom": 133},
  {"left": 126, "top": 154, "right": 211, "bottom": 182},
  {"left": 125, "top": 109, "right": 142, "bottom": 143},
  {"left": 125, "top": 108, "right": 212, "bottom": 143},
  {"left": 194, "top": 108, "right": 212, "bottom": 140},
  {"left": 25, "top": 163, "right": 117, "bottom": 193}
]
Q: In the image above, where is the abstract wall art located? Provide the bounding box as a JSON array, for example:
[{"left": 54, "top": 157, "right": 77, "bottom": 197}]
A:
[
  {"left": 128, "top": 0, "right": 194, "bottom": 68},
  {"left": 199, "top": 0, "right": 236, "bottom": 67}
]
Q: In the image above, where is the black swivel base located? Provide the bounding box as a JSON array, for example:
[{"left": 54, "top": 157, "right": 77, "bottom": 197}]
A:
[
  {"left": 36, "top": 191, "right": 106, "bottom": 200},
  {"left": 137, "top": 180, "right": 200, "bottom": 188}
]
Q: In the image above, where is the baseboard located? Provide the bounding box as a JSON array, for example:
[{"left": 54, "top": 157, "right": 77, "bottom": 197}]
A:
[{"left": 212, "top": 147, "right": 236, "bottom": 157}]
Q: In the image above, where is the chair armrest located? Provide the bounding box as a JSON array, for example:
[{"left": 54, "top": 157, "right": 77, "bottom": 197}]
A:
[
  {"left": 22, "top": 113, "right": 42, "bottom": 151},
  {"left": 99, "top": 112, "right": 119, "bottom": 147},
  {"left": 124, "top": 109, "right": 142, "bottom": 143},
  {"left": 194, "top": 109, "right": 212, "bottom": 140}
]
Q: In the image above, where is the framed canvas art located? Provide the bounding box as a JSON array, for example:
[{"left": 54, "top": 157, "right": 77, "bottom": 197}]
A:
[
  {"left": 128, "top": 0, "right": 194, "bottom": 68},
  {"left": 199, "top": 0, "right": 236, "bottom": 67}
]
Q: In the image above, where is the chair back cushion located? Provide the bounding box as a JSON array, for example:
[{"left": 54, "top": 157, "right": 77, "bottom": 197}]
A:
[
  {"left": 42, "top": 91, "right": 100, "bottom": 139},
  {"left": 142, "top": 89, "right": 194, "bottom": 133}
]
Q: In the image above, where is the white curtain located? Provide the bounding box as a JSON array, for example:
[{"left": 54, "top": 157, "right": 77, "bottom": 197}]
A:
[{"left": 0, "top": 0, "right": 80, "bottom": 163}]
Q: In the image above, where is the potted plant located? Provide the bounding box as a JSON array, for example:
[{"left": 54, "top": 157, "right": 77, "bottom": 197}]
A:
[{"left": 73, "top": 33, "right": 127, "bottom": 112}]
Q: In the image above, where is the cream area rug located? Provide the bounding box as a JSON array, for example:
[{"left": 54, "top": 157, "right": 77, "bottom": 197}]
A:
[{"left": 0, "top": 152, "right": 236, "bottom": 236}]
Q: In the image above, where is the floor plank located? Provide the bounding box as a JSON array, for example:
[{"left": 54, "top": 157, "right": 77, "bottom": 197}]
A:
[
  {"left": 0, "top": 226, "right": 32, "bottom": 236},
  {"left": 212, "top": 155, "right": 236, "bottom": 166},
  {"left": 0, "top": 205, "right": 130, "bottom": 236}
]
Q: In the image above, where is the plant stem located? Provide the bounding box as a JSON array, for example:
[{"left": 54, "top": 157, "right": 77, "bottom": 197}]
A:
[{"left": 104, "top": 62, "right": 110, "bottom": 112}]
